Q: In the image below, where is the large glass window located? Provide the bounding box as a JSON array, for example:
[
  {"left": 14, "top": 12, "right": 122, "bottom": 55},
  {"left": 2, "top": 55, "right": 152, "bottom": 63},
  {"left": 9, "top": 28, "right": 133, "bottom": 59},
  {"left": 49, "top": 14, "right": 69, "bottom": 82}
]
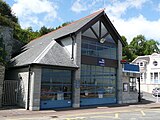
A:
[
  {"left": 81, "top": 38, "right": 117, "bottom": 59},
  {"left": 41, "top": 68, "right": 71, "bottom": 101},
  {"left": 80, "top": 64, "right": 116, "bottom": 99},
  {"left": 82, "top": 20, "right": 117, "bottom": 60}
]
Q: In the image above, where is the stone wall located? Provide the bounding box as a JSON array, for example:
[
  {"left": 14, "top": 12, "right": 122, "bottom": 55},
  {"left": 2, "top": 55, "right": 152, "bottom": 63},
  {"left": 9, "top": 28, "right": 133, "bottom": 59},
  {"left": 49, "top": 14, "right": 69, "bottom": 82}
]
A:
[
  {"left": 0, "top": 26, "right": 23, "bottom": 61},
  {"left": 0, "top": 64, "right": 5, "bottom": 107}
]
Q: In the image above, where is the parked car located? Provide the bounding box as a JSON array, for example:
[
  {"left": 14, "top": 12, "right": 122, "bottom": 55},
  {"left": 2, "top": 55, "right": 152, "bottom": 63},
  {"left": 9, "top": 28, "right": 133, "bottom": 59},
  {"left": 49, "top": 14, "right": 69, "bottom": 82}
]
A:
[{"left": 152, "top": 88, "right": 160, "bottom": 97}]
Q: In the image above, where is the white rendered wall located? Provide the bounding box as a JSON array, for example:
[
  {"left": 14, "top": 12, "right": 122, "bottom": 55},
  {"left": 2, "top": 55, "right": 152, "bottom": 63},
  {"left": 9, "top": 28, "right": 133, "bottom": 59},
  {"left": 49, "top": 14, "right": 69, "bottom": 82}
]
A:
[{"left": 61, "top": 36, "right": 72, "bottom": 58}]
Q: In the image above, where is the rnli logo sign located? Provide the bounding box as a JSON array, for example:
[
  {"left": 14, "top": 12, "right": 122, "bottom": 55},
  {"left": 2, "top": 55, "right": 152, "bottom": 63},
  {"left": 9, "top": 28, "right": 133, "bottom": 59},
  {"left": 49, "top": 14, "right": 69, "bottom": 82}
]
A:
[{"left": 98, "top": 58, "right": 105, "bottom": 66}]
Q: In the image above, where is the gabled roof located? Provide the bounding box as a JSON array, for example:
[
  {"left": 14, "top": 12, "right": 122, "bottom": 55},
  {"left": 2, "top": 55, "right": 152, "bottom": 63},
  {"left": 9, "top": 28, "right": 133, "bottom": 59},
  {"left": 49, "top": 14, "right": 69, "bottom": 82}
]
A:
[
  {"left": 11, "top": 9, "right": 123, "bottom": 67},
  {"left": 11, "top": 41, "right": 78, "bottom": 68},
  {"left": 132, "top": 55, "right": 150, "bottom": 63}
]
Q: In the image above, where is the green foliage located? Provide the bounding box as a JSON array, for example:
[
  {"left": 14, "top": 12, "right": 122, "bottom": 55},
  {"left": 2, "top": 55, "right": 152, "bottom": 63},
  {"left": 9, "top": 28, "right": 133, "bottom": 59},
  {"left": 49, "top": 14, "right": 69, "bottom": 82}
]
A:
[
  {"left": 13, "top": 26, "right": 40, "bottom": 43},
  {"left": 0, "top": 15, "right": 18, "bottom": 28},
  {"left": 0, "top": 0, "right": 18, "bottom": 23},
  {"left": 144, "top": 39, "right": 160, "bottom": 55},
  {"left": 122, "top": 35, "right": 160, "bottom": 62},
  {"left": 62, "top": 22, "right": 71, "bottom": 27},
  {"left": 122, "top": 36, "right": 135, "bottom": 62},
  {"left": 39, "top": 26, "right": 54, "bottom": 36}
]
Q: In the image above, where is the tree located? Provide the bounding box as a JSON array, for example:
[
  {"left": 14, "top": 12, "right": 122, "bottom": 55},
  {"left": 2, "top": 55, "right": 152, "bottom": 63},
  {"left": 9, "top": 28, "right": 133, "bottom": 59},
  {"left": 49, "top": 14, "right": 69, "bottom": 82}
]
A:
[
  {"left": 123, "top": 35, "right": 160, "bottom": 62},
  {"left": 0, "top": 0, "right": 18, "bottom": 23},
  {"left": 62, "top": 22, "right": 71, "bottom": 27},
  {"left": 39, "top": 26, "right": 54, "bottom": 36},
  {"left": 130, "top": 35, "right": 146, "bottom": 56},
  {"left": 144, "top": 39, "right": 160, "bottom": 55},
  {"left": 122, "top": 36, "right": 136, "bottom": 62}
]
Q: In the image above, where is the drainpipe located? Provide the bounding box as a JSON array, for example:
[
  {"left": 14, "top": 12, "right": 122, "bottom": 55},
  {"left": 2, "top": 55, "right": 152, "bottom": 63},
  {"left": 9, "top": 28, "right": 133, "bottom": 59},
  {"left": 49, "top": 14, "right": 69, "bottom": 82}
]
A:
[
  {"left": 27, "top": 65, "right": 31, "bottom": 110},
  {"left": 70, "top": 34, "right": 75, "bottom": 60}
]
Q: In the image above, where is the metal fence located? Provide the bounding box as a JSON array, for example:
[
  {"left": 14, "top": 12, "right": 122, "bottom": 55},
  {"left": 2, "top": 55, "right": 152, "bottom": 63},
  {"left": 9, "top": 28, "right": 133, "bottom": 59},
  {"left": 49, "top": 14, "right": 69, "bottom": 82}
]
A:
[{"left": 2, "top": 80, "right": 19, "bottom": 106}]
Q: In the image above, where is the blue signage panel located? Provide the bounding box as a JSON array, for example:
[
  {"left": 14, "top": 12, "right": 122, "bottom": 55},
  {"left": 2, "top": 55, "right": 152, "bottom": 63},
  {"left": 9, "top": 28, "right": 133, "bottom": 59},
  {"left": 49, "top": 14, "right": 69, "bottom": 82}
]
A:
[
  {"left": 124, "top": 63, "right": 139, "bottom": 72},
  {"left": 98, "top": 58, "right": 105, "bottom": 66}
]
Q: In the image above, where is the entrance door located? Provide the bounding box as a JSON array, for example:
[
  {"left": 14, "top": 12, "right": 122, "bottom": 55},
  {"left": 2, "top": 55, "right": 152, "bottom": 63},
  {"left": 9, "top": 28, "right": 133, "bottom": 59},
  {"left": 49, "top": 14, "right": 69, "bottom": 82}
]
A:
[{"left": 2, "top": 80, "right": 19, "bottom": 106}]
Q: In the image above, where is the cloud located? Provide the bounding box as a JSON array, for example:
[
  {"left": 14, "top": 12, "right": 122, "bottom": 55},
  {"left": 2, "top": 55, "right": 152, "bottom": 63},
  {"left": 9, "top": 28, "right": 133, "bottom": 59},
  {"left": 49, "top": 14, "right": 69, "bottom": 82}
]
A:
[
  {"left": 71, "top": 0, "right": 160, "bottom": 43},
  {"left": 71, "top": 0, "right": 103, "bottom": 13},
  {"left": 111, "top": 15, "right": 160, "bottom": 43},
  {"left": 157, "top": 3, "right": 160, "bottom": 12},
  {"left": 102, "top": 0, "right": 160, "bottom": 43},
  {"left": 104, "top": 0, "right": 149, "bottom": 18},
  {"left": 12, "top": 0, "right": 58, "bottom": 29},
  {"left": 71, "top": 0, "right": 87, "bottom": 13}
]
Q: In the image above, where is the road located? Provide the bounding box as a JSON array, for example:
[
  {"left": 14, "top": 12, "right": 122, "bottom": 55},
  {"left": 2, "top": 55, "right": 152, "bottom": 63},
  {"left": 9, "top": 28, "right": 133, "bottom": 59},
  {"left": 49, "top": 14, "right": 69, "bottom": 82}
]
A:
[{"left": 0, "top": 92, "right": 160, "bottom": 120}]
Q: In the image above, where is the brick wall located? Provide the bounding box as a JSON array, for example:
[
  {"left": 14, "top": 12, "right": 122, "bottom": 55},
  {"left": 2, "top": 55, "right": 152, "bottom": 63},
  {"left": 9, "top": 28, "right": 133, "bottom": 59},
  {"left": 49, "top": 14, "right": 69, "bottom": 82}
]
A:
[{"left": 0, "top": 64, "right": 5, "bottom": 107}]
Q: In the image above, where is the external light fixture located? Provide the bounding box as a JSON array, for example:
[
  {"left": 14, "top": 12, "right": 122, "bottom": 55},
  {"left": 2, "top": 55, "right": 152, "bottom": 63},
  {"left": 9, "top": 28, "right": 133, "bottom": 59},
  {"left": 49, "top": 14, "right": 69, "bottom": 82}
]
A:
[{"left": 99, "top": 38, "right": 106, "bottom": 43}]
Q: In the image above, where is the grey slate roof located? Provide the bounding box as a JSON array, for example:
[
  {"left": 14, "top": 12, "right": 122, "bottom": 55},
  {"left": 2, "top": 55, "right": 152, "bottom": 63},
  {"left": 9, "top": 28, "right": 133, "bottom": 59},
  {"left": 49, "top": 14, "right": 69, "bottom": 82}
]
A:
[
  {"left": 39, "top": 41, "right": 77, "bottom": 67},
  {"left": 11, "top": 9, "right": 123, "bottom": 68},
  {"left": 11, "top": 10, "right": 104, "bottom": 67}
]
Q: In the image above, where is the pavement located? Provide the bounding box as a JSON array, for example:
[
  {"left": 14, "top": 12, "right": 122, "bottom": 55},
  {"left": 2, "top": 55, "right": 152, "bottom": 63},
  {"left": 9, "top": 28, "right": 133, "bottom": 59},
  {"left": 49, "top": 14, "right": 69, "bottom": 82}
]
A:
[{"left": 1, "top": 93, "right": 160, "bottom": 120}]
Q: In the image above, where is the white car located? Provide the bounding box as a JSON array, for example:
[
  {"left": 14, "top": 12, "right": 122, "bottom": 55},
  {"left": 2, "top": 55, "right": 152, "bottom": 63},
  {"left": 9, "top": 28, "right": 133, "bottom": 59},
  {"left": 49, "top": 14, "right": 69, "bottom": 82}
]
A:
[{"left": 152, "top": 88, "right": 160, "bottom": 97}]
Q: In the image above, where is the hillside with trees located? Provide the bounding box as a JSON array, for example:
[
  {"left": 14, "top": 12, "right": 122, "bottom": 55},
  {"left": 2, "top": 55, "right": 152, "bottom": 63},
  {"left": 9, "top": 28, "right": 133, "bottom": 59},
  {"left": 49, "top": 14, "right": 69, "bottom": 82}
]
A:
[{"left": 0, "top": 0, "right": 71, "bottom": 64}]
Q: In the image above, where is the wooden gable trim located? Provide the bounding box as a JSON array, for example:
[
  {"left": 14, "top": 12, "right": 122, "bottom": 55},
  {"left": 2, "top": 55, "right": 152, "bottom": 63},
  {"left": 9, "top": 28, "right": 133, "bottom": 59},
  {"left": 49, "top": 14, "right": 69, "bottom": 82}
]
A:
[
  {"left": 76, "top": 11, "right": 105, "bottom": 34},
  {"left": 102, "top": 14, "right": 125, "bottom": 46}
]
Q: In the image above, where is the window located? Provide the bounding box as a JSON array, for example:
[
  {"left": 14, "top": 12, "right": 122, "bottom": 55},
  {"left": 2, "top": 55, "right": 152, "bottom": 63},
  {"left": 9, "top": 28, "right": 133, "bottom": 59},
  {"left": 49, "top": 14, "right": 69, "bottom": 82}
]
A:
[
  {"left": 140, "top": 62, "right": 143, "bottom": 67},
  {"left": 41, "top": 68, "right": 72, "bottom": 101},
  {"left": 153, "top": 61, "right": 158, "bottom": 66},
  {"left": 82, "top": 20, "right": 117, "bottom": 60},
  {"left": 80, "top": 64, "right": 116, "bottom": 99},
  {"left": 129, "top": 78, "right": 137, "bottom": 92},
  {"left": 140, "top": 73, "right": 143, "bottom": 82},
  {"left": 154, "top": 72, "right": 158, "bottom": 80},
  {"left": 81, "top": 38, "right": 117, "bottom": 59},
  {"left": 150, "top": 73, "right": 153, "bottom": 81}
]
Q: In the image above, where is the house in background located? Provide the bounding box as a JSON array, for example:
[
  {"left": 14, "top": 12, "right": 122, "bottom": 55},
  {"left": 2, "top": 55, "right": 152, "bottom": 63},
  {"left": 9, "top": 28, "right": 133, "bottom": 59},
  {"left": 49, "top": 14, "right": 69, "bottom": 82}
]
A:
[
  {"left": 4, "top": 10, "right": 138, "bottom": 110},
  {"left": 132, "top": 53, "right": 160, "bottom": 93}
]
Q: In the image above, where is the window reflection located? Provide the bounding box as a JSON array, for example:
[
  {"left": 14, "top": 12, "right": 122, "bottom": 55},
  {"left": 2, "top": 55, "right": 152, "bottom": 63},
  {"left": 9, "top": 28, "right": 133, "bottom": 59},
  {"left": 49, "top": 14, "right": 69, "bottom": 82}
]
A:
[
  {"left": 80, "top": 64, "right": 116, "bottom": 99},
  {"left": 81, "top": 38, "right": 117, "bottom": 59},
  {"left": 41, "top": 68, "right": 71, "bottom": 101}
]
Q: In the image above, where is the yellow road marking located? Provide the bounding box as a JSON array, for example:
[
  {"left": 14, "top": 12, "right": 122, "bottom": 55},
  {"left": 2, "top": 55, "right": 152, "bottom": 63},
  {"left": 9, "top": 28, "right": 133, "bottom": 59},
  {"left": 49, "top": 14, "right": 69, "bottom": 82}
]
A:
[
  {"left": 65, "top": 109, "right": 142, "bottom": 117},
  {"left": 7, "top": 118, "right": 35, "bottom": 120},
  {"left": 63, "top": 117, "right": 86, "bottom": 120},
  {"left": 90, "top": 115, "right": 115, "bottom": 119},
  {"left": 115, "top": 113, "right": 119, "bottom": 118},
  {"left": 141, "top": 110, "right": 146, "bottom": 116}
]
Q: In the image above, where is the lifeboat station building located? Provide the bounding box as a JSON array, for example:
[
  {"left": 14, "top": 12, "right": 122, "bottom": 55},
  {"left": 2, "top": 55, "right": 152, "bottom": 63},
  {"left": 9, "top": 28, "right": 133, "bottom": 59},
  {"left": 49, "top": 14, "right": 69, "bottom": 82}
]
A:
[{"left": 5, "top": 10, "right": 138, "bottom": 110}]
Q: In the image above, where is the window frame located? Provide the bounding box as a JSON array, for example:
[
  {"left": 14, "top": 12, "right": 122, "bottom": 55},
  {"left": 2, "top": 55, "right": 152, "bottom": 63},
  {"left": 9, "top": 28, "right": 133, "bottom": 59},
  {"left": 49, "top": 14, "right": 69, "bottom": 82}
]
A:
[{"left": 129, "top": 77, "right": 137, "bottom": 92}]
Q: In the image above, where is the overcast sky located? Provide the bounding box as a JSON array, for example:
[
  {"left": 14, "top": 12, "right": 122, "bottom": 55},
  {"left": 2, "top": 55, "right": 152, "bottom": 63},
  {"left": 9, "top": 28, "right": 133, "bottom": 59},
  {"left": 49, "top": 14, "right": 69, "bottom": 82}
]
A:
[{"left": 4, "top": 0, "right": 160, "bottom": 43}]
